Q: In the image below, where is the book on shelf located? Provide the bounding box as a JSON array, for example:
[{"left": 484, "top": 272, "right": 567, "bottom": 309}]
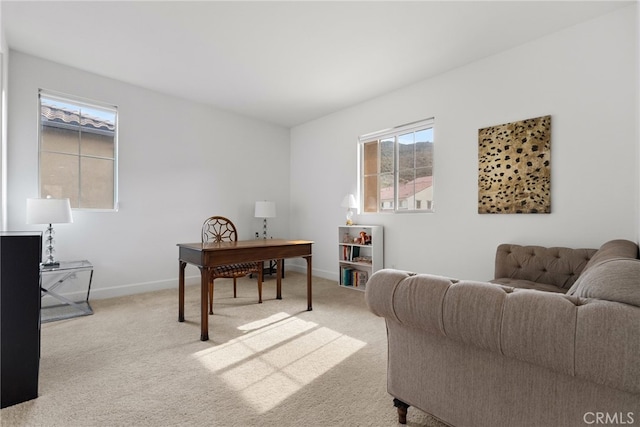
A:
[
  {"left": 352, "top": 246, "right": 360, "bottom": 259},
  {"left": 356, "top": 270, "right": 368, "bottom": 287},
  {"left": 340, "top": 267, "right": 368, "bottom": 288},
  {"left": 341, "top": 266, "right": 353, "bottom": 286},
  {"left": 342, "top": 246, "right": 360, "bottom": 262}
]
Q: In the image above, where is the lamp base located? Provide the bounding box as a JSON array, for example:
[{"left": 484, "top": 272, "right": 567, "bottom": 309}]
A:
[
  {"left": 42, "top": 224, "right": 60, "bottom": 269},
  {"left": 346, "top": 209, "right": 354, "bottom": 226}
]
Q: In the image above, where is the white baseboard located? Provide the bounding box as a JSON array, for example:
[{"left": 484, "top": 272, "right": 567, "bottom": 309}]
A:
[
  {"left": 63, "top": 267, "right": 338, "bottom": 303},
  {"left": 83, "top": 275, "right": 202, "bottom": 301},
  {"left": 286, "top": 264, "right": 337, "bottom": 282}
]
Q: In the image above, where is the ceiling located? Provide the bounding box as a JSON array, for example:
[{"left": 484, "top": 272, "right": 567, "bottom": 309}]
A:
[{"left": 2, "top": 1, "right": 634, "bottom": 128}]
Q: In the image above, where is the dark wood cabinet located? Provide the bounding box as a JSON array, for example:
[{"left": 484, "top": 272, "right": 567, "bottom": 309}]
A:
[{"left": 1, "top": 231, "right": 42, "bottom": 408}]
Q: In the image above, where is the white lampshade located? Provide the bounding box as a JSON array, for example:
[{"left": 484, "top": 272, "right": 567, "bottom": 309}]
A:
[
  {"left": 26, "top": 197, "right": 73, "bottom": 225},
  {"left": 341, "top": 194, "right": 357, "bottom": 209},
  {"left": 254, "top": 201, "right": 276, "bottom": 218}
]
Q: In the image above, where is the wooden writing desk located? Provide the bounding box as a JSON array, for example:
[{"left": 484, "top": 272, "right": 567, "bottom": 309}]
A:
[{"left": 177, "top": 239, "right": 313, "bottom": 341}]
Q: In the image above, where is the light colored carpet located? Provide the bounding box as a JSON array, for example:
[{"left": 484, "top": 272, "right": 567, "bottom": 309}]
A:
[{"left": 1, "top": 272, "right": 447, "bottom": 427}]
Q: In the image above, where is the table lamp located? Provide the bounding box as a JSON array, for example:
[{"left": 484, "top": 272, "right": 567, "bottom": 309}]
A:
[
  {"left": 341, "top": 194, "right": 357, "bottom": 225},
  {"left": 26, "top": 197, "right": 73, "bottom": 267},
  {"left": 254, "top": 201, "right": 276, "bottom": 239}
]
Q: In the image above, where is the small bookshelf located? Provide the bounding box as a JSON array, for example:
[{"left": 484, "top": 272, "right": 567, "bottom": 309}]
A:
[{"left": 338, "top": 225, "right": 383, "bottom": 291}]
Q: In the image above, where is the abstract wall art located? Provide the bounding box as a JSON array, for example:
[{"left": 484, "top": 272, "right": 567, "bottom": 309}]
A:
[{"left": 478, "top": 115, "right": 551, "bottom": 214}]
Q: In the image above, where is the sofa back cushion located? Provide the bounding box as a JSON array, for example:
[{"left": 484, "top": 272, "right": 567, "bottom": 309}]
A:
[
  {"left": 582, "top": 239, "right": 640, "bottom": 273},
  {"left": 567, "top": 258, "right": 640, "bottom": 307},
  {"left": 494, "top": 244, "right": 596, "bottom": 290}
]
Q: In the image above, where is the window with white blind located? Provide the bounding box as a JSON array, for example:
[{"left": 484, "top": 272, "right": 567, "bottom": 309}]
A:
[{"left": 38, "top": 90, "right": 118, "bottom": 210}]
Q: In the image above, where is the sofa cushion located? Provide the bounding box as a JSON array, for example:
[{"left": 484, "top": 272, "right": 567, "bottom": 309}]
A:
[
  {"left": 490, "top": 278, "right": 567, "bottom": 293},
  {"left": 582, "top": 239, "right": 639, "bottom": 273},
  {"left": 567, "top": 258, "right": 640, "bottom": 307}
]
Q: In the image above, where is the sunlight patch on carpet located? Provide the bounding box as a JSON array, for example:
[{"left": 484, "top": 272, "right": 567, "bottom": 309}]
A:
[
  {"left": 192, "top": 312, "right": 366, "bottom": 413},
  {"left": 236, "top": 311, "right": 292, "bottom": 332}
]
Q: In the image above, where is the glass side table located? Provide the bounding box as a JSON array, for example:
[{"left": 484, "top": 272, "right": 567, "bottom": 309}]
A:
[{"left": 40, "top": 260, "right": 94, "bottom": 323}]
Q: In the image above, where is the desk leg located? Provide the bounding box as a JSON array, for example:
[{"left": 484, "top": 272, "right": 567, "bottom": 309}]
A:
[
  {"left": 276, "top": 259, "right": 283, "bottom": 300},
  {"left": 305, "top": 255, "right": 312, "bottom": 311},
  {"left": 178, "top": 261, "right": 186, "bottom": 322},
  {"left": 199, "top": 267, "right": 209, "bottom": 341}
]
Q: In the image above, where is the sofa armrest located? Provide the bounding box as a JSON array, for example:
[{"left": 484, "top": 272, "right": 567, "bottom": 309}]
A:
[
  {"left": 365, "top": 269, "right": 454, "bottom": 335},
  {"left": 366, "top": 269, "right": 640, "bottom": 394}
]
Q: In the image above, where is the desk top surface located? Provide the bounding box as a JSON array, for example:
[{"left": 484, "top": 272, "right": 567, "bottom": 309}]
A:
[{"left": 177, "top": 239, "right": 313, "bottom": 251}]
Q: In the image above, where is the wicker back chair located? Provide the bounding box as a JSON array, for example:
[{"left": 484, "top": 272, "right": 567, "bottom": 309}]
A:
[{"left": 202, "top": 216, "right": 263, "bottom": 314}]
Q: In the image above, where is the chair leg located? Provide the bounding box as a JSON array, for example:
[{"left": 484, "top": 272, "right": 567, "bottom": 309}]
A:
[
  {"left": 257, "top": 268, "right": 263, "bottom": 303},
  {"left": 208, "top": 280, "right": 214, "bottom": 315},
  {"left": 233, "top": 278, "right": 237, "bottom": 298}
]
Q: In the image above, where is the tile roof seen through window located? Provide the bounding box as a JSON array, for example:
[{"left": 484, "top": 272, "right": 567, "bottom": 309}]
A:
[
  {"left": 380, "top": 176, "right": 433, "bottom": 200},
  {"left": 41, "top": 105, "right": 115, "bottom": 133}
]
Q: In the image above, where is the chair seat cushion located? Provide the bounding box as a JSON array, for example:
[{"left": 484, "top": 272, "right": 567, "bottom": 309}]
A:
[{"left": 212, "top": 262, "right": 259, "bottom": 278}]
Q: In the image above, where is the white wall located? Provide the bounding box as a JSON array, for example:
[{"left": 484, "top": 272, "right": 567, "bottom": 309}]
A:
[
  {"left": 1, "top": 2, "right": 7, "bottom": 231},
  {"left": 7, "top": 51, "right": 291, "bottom": 298},
  {"left": 290, "top": 5, "right": 639, "bottom": 281},
  {"left": 5, "top": 5, "right": 639, "bottom": 296}
]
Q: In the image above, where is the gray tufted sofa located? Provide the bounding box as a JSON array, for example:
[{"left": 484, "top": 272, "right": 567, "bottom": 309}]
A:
[{"left": 365, "top": 239, "right": 640, "bottom": 427}]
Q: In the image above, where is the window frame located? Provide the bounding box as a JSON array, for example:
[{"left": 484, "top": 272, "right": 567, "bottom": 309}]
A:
[
  {"left": 38, "top": 89, "right": 119, "bottom": 211},
  {"left": 358, "top": 118, "right": 434, "bottom": 214}
]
